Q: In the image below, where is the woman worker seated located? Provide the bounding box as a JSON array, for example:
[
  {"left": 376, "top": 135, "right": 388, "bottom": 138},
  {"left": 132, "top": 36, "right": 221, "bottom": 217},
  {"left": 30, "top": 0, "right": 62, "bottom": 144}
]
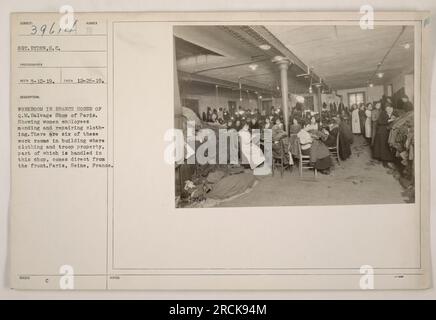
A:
[
  {"left": 271, "top": 118, "right": 291, "bottom": 165},
  {"left": 321, "top": 117, "right": 353, "bottom": 161},
  {"left": 297, "top": 119, "right": 333, "bottom": 174},
  {"left": 238, "top": 121, "right": 266, "bottom": 170},
  {"left": 322, "top": 119, "right": 339, "bottom": 148}
]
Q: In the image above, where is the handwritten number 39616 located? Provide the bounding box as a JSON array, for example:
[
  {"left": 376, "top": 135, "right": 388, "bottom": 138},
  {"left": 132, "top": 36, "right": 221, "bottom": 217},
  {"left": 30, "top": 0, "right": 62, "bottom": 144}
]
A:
[{"left": 30, "top": 20, "right": 78, "bottom": 36}]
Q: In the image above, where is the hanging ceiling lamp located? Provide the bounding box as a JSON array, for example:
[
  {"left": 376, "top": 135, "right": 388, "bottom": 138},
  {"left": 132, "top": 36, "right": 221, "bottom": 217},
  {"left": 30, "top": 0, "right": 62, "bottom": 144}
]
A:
[
  {"left": 258, "top": 44, "right": 271, "bottom": 50},
  {"left": 308, "top": 77, "right": 313, "bottom": 94}
]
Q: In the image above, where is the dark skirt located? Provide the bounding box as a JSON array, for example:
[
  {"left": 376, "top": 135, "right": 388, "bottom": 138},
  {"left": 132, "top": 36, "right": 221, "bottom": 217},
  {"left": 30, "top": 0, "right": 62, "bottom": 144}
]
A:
[
  {"left": 315, "top": 156, "right": 332, "bottom": 170},
  {"left": 301, "top": 148, "right": 332, "bottom": 170},
  {"left": 373, "top": 126, "right": 394, "bottom": 161},
  {"left": 272, "top": 139, "right": 290, "bottom": 164},
  {"left": 338, "top": 123, "right": 353, "bottom": 160}
]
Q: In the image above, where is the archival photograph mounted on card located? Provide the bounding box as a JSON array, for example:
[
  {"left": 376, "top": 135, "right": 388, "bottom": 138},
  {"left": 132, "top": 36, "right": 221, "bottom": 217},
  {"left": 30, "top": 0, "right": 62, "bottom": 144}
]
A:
[
  {"left": 173, "top": 25, "right": 416, "bottom": 208},
  {"left": 8, "top": 11, "right": 431, "bottom": 290}
]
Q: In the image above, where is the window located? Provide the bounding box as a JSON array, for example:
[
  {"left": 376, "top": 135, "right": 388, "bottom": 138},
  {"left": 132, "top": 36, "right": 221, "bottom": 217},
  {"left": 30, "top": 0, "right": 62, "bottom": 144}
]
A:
[
  {"left": 348, "top": 92, "right": 366, "bottom": 106},
  {"left": 387, "top": 84, "right": 393, "bottom": 97}
]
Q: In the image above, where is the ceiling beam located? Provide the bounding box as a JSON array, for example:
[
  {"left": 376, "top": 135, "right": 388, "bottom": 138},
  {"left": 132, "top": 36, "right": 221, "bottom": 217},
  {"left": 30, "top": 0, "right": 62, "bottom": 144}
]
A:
[
  {"left": 367, "top": 26, "right": 407, "bottom": 85},
  {"left": 193, "top": 57, "right": 270, "bottom": 74},
  {"left": 178, "top": 70, "right": 275, "bottom": 94},
  {"left": 248, "top": 26, "right": 323, "bottom": 84}
]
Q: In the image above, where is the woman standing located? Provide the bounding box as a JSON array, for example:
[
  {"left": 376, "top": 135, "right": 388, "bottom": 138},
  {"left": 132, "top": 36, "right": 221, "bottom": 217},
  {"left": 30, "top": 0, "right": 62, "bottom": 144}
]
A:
[
  {"left": 351, "top": 104, "right": 361, "bottom": 135},
  {"left": 358, "top": 103, "right": 366, "bottom": 134},
  {"left": 371, "top": 102, "right": 381, "bottom": 145},
  {"left": 206, "top": 107, "right": 213, "bottom": 122},
  {"left": 338, "top": 117, "right": 353, "bottom": 160},
  {"left": 338, "top": 102, "right": 345, "bottom": 114},
  {"left": 372, "top": 105, "right": 396, "bottom": 167},
  {"left": 264, "top": 117, "right": 272, "bottom": 130},
  {"left": 364, "top": 103, "right": 373, "bottom": 144}
]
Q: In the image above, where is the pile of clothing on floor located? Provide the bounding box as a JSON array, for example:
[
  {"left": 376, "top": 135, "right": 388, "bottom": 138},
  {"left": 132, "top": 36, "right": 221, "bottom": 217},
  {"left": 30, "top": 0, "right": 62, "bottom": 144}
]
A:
[
  {"left": 388, "top": 111, "right": 414, "bottom": 202},
  {"left": 178, "top": 164, "right": 257, "bottom": 208}
]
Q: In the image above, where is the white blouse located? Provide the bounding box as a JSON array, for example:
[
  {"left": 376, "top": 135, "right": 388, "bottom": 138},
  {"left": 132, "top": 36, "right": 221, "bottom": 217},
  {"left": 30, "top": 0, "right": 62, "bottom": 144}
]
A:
[{"left": 297, "top": 129, "right": 313, "bottom": 150}]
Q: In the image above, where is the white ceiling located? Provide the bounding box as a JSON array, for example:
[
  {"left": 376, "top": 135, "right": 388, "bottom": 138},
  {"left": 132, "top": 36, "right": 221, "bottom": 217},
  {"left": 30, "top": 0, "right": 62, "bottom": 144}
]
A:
[
  {"left": 175, "top": 25, "right": 414, "bottom": 92},
  {"left": 266, "top": 25, "right": 414, "bottom": 89}
]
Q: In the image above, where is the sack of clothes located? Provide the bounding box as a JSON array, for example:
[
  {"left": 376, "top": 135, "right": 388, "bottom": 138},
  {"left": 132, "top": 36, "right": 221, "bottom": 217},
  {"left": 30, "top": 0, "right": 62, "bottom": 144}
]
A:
[
  {"left": 179, "top": 164, "right": 257, "bottom": 207},
  {"left": 388, "top": 111, "right": 414, "bottom": 165},
  {"left": 206, "top": 173, "right": 257, "bottom": 200},
  {"left": 387, "top": 111, "right": 414, "bottom": 202}
]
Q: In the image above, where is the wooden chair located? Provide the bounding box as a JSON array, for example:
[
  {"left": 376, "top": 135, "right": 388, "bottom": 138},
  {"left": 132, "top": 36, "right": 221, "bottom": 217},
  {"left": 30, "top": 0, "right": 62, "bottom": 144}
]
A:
[
  {"left": 272, "top": 139, "right": 290, "bottom": 177},
  {"left": 297, "top": 139, "right": 317, "bottom": 177},
  {"left": 327, "top": 132, "right": 341, "bottom": 165}
]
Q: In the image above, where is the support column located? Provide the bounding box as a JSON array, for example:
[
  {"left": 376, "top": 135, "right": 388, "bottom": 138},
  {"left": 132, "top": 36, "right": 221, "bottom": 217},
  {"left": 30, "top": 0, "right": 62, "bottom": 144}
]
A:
[
  {"left": 316, "top": 86, "right": 322, "bottom": 113},
  {"left": 277, "top": 59, "right": 290, "bottom": 133},
  {"left": 173, "top": 36, "right": 183, "bottom": 130}
]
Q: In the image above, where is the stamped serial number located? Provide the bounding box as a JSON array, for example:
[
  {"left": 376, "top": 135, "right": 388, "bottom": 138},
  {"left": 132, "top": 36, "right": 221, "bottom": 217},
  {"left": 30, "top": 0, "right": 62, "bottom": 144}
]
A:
[
  {"left": 213, "top": 304, "right": 267, "bottom": 315},
  {"left": 169, "top": 304, "right": 266, "bottom": 318}
]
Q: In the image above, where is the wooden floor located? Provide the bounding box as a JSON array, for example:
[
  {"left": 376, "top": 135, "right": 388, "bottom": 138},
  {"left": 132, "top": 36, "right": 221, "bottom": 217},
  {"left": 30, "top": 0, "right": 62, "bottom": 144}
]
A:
[{"left": 217, "top": 135, "right": 408, "bottom": 207}]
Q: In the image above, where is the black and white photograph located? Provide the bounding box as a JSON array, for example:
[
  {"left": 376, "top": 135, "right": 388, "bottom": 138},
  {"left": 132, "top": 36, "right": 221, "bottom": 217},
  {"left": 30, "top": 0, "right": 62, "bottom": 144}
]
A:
[
  {"left": 174, "top": 25, "right": 416, "bottom": 208},
  {"left": 4, "top": 7, "right": 432, "bottom": 295}
]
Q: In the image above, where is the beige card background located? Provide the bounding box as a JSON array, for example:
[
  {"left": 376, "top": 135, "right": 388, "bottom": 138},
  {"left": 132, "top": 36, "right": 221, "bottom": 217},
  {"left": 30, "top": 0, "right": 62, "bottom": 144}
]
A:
[
  {"left": 113, "top": 21, "right": 421, "bottom": 273},
  {"left": 1, "top": 0, "right": 436, "bottom": 298}
]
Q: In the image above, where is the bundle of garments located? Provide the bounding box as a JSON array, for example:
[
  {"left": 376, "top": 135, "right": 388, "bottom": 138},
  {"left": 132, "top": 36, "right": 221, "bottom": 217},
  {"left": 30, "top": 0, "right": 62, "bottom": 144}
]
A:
[
  {"left": 387, "top": 110, "right": 414, "bottom": 203},
  {"left": 180, "top": 163, "right": 256, "bottom": 207},
  {"left": 388, "top": 111, "right": 414, "bottom": 166}
]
